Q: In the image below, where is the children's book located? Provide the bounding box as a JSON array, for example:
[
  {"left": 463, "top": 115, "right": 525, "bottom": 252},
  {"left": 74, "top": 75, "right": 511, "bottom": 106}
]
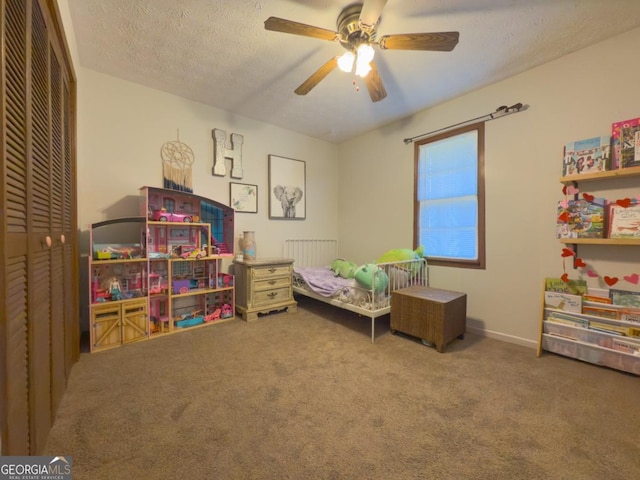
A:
[
  {"left": 620, "top": 123, "right": 640, "bottom": 168},
  {"left": 583, "top": 294, "right": 612, "bottom": 304},
  {"left": 608, "top": 202, "right": 640, "bottom": 238},
  {"left": 610, "top": 289, "right": 640, "bottom": 308},
  {"left": 563, "top": 136, "right": 610, "bottom": 175},
  {"left": 589, "top": 321, "right": 628, "bottom": 336},
  {"left": 567, "top": 198, "right": 606, "bottom": 238},
  {"left": 556, "top": 202, "right": 570, "bottom": 239},
  {"left": 582, "top": 305, "right": 620, "bottom": 320},
  {"left": 611, "top": 117, "right": 640, "bottom": 169},
  {"left": 546, "top": 311, "right": 589, "bottom": 329},
  {"left": 544, "top": 291, "right": 582, "bottom": 313},
  {"left": 611, "top": 338, "right": 640, "bottom": 356},
  {"left": 545, "top": 277, "right": 587, "bottom": 295}
]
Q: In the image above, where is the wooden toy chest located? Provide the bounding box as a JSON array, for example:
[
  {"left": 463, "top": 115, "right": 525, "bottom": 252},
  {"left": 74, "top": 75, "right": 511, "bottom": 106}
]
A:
[{"left": 391, "top": 286, "right": 467, "bottom": 352}]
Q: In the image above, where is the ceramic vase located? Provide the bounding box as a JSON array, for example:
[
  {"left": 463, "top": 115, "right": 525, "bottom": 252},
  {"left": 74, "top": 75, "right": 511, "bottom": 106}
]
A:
[{"left": 241, "top": 231, "right": 256, "bottom": 260}]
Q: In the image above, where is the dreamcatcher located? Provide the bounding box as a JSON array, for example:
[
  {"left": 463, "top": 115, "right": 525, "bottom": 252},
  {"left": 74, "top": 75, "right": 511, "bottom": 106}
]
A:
[{"left": 161, "top": 130, "right": 194, "bottom": 192}]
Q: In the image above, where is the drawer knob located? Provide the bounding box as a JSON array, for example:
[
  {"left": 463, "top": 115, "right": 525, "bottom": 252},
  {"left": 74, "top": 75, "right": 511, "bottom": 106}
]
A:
[
  {"left": 268, "top": 280, "right": 276, "bottom": 285},
  {"left": 268, "top": 292, "right": 278, "bottom": 298},
  {"left": 268, "top": 268, "right": 276, "bottom": 273}
]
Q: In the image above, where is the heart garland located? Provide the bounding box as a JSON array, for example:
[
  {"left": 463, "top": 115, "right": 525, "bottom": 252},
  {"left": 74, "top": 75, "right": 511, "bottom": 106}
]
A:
[
  {"left": 559, "top": 248, "right": 639, "bottom": 286},
  {"left": 557, "top": 188, "right": 639, "bottom": 287}
]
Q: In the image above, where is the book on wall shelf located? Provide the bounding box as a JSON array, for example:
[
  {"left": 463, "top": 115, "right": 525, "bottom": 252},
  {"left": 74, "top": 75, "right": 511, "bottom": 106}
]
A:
[
  {"left": 563, "top": 136, "right": 611, "bottom": 176},
  {"left": 611, "top": 117, "right": 639, "bottom": 169},
  {"left": 608, "top": 202, "right": 640, "bottom": 239},
  {"left": 619, "top": 120, "right": 640, "bottom": 168},
  {"left": 557, "top": 198, "right": 606, "bottom": 239}
]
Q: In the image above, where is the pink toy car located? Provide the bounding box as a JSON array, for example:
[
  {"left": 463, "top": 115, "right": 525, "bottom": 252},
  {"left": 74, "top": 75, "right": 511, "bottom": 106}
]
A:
[
  {"left": 150, "top": 208, "right": 198, "bottom": 223},
  {"left": 176, "top": 244, "right": 207, "bottom": 259}
]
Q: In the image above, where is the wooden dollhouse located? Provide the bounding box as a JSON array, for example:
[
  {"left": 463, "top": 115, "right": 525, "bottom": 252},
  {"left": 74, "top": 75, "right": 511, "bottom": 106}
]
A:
[{"left": 88, "top": 187, "right": 235, "bottom": 352}]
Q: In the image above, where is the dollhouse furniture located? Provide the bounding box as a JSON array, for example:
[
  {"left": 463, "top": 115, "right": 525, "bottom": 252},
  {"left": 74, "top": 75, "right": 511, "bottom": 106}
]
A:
[
  {"left": 390, "top": 286, "right": 467, "bottom": 352},
  {"left": 88, "top": 187, "right": 236, "bottom": 352},
  {"left": 233, "top": 258, "right": 297, "bottom": 321},
  {"left": 284, "top": 239, "right": 429, "bottom": 343}
]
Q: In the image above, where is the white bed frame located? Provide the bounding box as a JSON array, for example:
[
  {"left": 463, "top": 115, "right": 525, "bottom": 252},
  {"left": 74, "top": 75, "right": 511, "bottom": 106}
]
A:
[{"left": 284, "top": 239, "right": 429, "bottom": 343}]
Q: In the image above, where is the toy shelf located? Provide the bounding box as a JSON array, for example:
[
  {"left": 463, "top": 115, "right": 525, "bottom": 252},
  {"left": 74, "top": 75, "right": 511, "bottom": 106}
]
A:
[{"left": 89, "top": 187, "right": 236, "bottom": 352}]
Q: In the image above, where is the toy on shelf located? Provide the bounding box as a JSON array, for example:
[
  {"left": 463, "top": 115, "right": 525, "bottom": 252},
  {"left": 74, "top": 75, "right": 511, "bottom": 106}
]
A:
[
  {"left": 221, "top": 303, "right": 233, "bottom": 319},
  {"left": 93, "top": 243, "right": 144, "bottom": 260},
  {"left": 150, "top": 208, "right": 199, "bottom": 223},
  {"left": 172, "top": 244, "right": 208, "bottom": 259},
  {"left": 205, "top": 308, "right": 221, "bottom": 322},
  {"left": 149, "top": 272, "right": 168, "bottom": 295},
  {"left": 174, "top": 309, "right": 205, "bottom": 328},
  {"left": 107, "top": 277, "right": 124, "bottom": 301}
]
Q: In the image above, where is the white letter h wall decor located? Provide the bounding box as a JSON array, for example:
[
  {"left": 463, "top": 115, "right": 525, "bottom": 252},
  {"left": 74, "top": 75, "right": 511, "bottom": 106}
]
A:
[{"left": 212, "top": 128, "right": 244, "bottom": 178}]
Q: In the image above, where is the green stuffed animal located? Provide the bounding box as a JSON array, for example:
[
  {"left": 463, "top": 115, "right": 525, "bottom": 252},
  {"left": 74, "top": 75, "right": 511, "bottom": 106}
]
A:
[
  {"left": 376, "top": 246, "right": 424, "bottom": 263},
  {"left": 376, "top": 246, "right": 425, "bottom": 280},
  {"left": 354, "top": 263, "right": 389, "bottom": 294},
  {"left": 330, "top": 258, "right": 358, "bottom": 279}
]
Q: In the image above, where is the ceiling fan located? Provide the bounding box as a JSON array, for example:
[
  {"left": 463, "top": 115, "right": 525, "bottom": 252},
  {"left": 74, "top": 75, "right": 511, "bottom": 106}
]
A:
[{"left": 264, "top": 0, "right": 459, "bottom": 103}]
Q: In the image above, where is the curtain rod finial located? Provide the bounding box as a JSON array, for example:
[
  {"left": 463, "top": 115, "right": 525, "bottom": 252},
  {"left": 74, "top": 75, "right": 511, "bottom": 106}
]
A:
[{"left": 403, "top": 138, "right": 413, "bottom": 145}]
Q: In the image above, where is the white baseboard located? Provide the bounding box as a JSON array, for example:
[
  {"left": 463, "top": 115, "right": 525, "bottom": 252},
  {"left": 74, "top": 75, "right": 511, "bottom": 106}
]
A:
[{"left": 467, "top": 325, "right": 538, "bottom": 349}]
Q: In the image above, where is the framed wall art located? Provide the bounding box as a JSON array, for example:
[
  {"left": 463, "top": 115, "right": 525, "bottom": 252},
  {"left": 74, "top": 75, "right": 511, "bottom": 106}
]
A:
[
  {"left": 268, "top": 155, "right": 306, "bottom": 220},
  {"left": 229, "top": 182, "right": 258, "bottom": 213}
]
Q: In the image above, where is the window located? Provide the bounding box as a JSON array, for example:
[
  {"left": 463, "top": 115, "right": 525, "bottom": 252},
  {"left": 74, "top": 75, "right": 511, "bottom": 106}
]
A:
[{"left": 414, "top": 122, "right": 485, "bottom": 269}]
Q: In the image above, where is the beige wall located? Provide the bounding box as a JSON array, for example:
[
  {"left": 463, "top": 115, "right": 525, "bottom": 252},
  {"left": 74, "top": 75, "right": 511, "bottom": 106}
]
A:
[{"left": 338, "top": 27, "right": 640, "bottom": 347}]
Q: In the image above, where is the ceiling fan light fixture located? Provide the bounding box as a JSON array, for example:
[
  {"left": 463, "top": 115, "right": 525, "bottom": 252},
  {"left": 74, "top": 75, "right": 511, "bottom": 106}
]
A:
[
  {"left": 337, "top": 51, "right": 355, "bottom": 72},
  {"left": 356, "top": 43, "right": 375, "bottom": 64},
  {"left": 355, "top": 61, "right": 372, "bottom": 78}
]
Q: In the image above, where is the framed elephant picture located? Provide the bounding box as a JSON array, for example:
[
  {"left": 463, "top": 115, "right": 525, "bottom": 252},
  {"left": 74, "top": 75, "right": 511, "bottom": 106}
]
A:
[{"left": 268, "top": 154, "right": 306, "bottom": 220}]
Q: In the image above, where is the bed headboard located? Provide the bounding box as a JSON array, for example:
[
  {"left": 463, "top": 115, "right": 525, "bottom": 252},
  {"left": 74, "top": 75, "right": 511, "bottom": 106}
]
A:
[{"left": 283, "top": 239, "right": 338, "bottom": 268}]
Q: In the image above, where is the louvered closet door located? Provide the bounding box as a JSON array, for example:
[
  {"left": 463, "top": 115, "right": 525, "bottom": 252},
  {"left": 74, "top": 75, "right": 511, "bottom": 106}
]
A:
[
  {"left": 29, "top": 0, "right": 54, "bottom": 454},
  {"left": 1, "top": 0, "right": 78, "bottom": 455},
  {"left": 2, "top": 0, "right": 31, "bottom": 455},
  {"left": 48, "top": 26, "right": 75, "bottom": 422}
]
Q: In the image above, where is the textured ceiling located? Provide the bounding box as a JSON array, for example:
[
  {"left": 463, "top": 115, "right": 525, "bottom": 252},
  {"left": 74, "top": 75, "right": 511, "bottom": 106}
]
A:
[{"left": 68, "top": 0, "right": 640, "bottom": 143}]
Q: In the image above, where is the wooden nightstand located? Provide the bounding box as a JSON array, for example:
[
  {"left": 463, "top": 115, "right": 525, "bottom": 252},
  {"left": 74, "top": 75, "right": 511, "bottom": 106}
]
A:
[{"left": 232, "top": 257, "right": 297, "bottom": 321}]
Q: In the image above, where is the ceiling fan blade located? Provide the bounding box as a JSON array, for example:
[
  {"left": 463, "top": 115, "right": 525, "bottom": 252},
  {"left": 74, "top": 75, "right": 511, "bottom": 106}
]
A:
[
  {"left": 379, "top": 32, "right": 459, "bottom": 51},
  {"left": 294, "top": 57, "right": 339, "bottom": 96},
  {"left": 363, "top": 61, "right": 387, "bottom": 103},
  {"left": 264, "top": 17, "right": 338, "bottom": 41},
  {"left": 359, "top": 0, "right": 388, "bottom": 29}
]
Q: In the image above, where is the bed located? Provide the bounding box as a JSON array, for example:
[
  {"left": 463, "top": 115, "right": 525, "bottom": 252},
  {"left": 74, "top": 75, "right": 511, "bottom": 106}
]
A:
[{"left": 283, "top": 239, "right": 429, "bottom": 342}]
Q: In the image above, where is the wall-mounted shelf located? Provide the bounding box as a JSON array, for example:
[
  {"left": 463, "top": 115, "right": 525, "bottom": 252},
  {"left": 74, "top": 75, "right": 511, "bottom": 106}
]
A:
[
  {"left": 559, "top": 238, "right": 640, "bottom": 246},
  {"left": 560, "top": 165, "right": 640, "bottom": 184}
]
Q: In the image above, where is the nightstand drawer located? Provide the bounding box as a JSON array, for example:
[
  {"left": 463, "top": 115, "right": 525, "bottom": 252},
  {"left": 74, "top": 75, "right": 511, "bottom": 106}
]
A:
[
  {"left": 253, "top": 276, "right": 291, "bottom": 291},
  {"left": 253, "top": 287, "right": 292, "bottom": 306},
  {"left": 252, "top": 265, "right": 292, "bottom": 279}
]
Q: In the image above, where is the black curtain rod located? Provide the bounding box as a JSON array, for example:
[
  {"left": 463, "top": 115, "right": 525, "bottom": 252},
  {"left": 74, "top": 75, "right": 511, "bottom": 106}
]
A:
[{"left": 403, "top": 103, "right": 528, "bottom": 144}]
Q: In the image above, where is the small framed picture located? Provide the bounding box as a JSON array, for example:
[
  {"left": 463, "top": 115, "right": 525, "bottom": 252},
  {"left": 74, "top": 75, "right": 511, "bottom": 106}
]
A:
[
  {"left": 268, "top": 154, "right": 306, "bottom": 220},
  {"left": 229, "top": 182, "right": 258, "bottom": 214}
]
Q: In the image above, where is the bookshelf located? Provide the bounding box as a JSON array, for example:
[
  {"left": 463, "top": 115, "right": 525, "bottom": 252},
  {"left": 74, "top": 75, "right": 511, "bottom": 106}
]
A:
[{"left": 540, "top": 162, "right": 640, "bottom": 373}]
